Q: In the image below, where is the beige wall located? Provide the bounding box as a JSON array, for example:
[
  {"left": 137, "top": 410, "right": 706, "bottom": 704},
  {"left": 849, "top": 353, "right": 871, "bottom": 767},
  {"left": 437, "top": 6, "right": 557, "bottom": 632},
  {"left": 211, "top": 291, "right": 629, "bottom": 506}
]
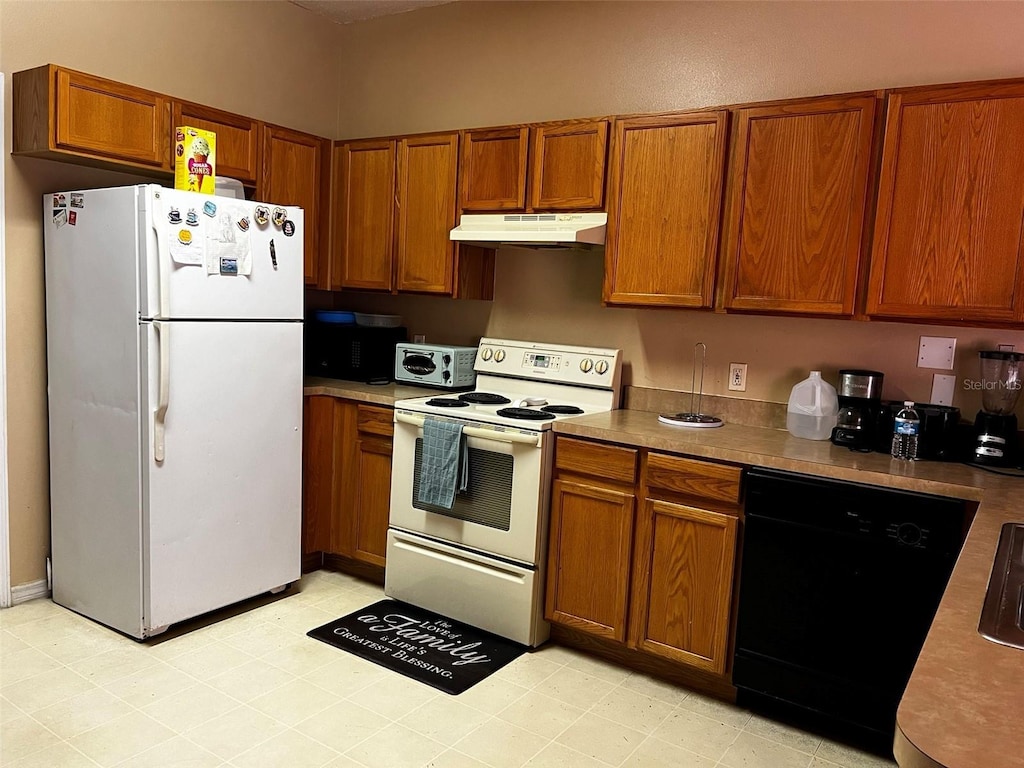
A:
[
  {"left": 331, "top": 0, "right": 1024, "bottom": 402},
  {"left": 6, "top": 0, "right": 1024, "bottom": 589},
  {"left": 1, "top": 0, "right": 340, "bottom": 586}
]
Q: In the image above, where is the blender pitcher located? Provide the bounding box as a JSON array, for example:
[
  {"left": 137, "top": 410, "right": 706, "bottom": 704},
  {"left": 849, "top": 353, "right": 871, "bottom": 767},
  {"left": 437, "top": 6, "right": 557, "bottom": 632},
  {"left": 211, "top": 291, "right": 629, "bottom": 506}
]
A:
[{"left": 973, "top": 350, "right": 1024, "bottom": 466}]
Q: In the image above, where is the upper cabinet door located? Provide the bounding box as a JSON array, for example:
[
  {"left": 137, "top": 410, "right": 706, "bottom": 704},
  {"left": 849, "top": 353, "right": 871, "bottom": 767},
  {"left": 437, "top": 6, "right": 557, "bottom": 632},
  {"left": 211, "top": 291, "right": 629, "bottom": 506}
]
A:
[
  {"left": 55, "top": 67, "right": 170, "bottom": 168},
  {"left": 720, "top": 95, "right": 877, "bottom": 316},
  {"left": 262, "top": 125, "right": 325, "bottom": 286},
  {"left": 396, "top": 133, "right": 459, "bottom": 294},
  {"left": 172, "top": 102, "right": 260, "bottom": 185},
  {"left": 867, "top": 81, "right": 1024, "bottom": 323},
  {"left": 603, "top": 112, "right": 729, "bottom": 308},
  {"left": 459, "top": 127, "right": 529, "bottom": 211},
  {"left": 333, "top": 139, "right": 397, "bottom": 291},
  {"left": 529, "top": 120, "right": 609, "bottom": 210}
]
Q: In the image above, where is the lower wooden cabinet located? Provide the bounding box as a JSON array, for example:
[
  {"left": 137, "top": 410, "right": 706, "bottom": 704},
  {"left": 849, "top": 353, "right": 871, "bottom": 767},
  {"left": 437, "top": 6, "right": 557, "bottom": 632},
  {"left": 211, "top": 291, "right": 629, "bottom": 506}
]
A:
[
  {"left": 546, "top": 479, "right": 636, "bottom": 641},
  {"left": 629, "top": 499, "right": 738, "bottom": 674},
  {"left": 347, "top": 414, "right": 394, "bottom": 567},
  {"left": 302, "top": 396, "right": 336, "bottom": 557},
  {"left": 546, "top": 436, "right": 743, "bottom": 679},
  {"left": 301, "top": 396, "right": 394, "bottom": 567}
]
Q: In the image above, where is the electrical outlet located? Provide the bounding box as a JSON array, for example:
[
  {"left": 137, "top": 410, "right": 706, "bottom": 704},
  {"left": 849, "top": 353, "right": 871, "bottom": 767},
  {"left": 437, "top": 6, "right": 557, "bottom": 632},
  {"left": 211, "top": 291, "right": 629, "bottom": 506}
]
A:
[{"left": 729, "top": 363, "right": 747, "bottom": 392}]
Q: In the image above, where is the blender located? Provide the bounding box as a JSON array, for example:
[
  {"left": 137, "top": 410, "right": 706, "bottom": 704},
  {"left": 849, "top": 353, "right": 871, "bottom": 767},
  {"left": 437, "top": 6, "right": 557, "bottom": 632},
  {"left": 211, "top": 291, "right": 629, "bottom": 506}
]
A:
[{"left": 972, "top": 350, "right": 1024, "bottom": 466}]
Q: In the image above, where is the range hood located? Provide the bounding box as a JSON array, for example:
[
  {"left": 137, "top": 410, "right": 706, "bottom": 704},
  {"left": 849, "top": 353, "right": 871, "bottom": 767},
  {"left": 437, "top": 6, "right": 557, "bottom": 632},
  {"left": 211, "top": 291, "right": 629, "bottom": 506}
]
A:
[{"left": 449, "top": 213, "right": 607, "bottom": 247}]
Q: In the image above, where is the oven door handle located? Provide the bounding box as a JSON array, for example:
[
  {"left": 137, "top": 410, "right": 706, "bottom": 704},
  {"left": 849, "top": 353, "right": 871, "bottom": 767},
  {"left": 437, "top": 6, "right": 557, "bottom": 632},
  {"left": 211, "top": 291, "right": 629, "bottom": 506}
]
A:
[{"left": 395, "top": 412, "right": 540, "bottom": 446}]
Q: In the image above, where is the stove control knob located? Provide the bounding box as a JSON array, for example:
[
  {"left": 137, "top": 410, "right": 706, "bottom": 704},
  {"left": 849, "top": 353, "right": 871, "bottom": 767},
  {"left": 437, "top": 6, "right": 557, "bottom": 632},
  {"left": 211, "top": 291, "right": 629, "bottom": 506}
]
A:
[
  {"left": 442, "top": 354, "right": 452, "bottom": 368},
  {"left": 580, "top": 358, "right": 593, "bottom": 373},
  {"left": 494, "top": 349, "right": 506, "bottom": 363},
  {"left": 595, "top": 360, "right": 609, "bottom": 375},
  {"left": 481, "top": 348, "right": 493, "bottom": 361}
]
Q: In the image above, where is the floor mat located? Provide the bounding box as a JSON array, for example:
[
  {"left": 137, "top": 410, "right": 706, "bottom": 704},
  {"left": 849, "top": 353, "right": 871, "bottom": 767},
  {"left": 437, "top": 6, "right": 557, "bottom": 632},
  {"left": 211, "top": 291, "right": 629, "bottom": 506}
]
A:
[{"left": 307, "top": 599, "right": 529, "bottom": 695}]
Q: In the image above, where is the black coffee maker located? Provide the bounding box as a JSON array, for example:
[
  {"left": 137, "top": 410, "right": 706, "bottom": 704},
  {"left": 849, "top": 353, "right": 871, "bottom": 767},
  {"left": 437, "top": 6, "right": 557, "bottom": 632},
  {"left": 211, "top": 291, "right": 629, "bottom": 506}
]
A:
[{"left": 831, "top": 370, "right": 885, "bottom": 450}]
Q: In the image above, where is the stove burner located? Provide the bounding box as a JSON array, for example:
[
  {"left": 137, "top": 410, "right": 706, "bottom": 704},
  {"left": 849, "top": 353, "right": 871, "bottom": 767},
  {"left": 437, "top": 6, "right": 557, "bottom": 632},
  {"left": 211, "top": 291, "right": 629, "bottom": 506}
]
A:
[
  {"left": 426, "top": 398, "right": 469, "bottom": 407},
  {"left": 541, "top": 405, "right": 584, "bottom": 415},
  {"left": 459, "top": 392, "right": 512, "bottom": 405},
  {"left": 496, "top": 407, "right": 556, "bottom": 421}
]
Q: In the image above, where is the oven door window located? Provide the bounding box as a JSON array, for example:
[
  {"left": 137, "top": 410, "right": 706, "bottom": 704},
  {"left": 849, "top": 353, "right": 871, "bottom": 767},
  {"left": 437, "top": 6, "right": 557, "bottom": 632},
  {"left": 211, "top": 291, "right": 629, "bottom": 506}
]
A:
[{"left": 412, "top": 438, "right": 513, "bottom": 530}]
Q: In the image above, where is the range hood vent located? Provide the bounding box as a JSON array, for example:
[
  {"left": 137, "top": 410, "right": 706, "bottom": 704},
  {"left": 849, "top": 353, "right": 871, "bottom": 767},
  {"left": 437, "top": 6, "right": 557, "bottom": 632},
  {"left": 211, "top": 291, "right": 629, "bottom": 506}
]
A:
[{"left": 449, "top": 212, "right": 607, "bottom": 247}]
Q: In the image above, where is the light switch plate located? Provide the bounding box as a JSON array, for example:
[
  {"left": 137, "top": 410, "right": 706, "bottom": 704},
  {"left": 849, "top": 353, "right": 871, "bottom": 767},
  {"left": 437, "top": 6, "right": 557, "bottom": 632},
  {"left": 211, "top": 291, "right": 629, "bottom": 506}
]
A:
[
  {"left": 918, "top": 336, "right": 956, "bottom": 370},
  {"left": 930, "top": 373, "right": 957, "bottom": 406}
]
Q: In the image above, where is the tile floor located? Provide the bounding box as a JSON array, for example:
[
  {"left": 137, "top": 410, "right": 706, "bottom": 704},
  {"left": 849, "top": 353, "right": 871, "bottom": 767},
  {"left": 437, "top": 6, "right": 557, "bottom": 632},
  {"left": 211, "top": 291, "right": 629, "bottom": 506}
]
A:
[{"left": 0, "top": 570, "right": 898, "bottom": 768}]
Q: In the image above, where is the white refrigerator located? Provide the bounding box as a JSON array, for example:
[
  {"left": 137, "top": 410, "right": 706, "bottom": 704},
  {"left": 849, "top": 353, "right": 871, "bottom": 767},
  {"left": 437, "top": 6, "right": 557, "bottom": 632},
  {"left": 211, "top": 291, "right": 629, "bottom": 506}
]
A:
[{"left": 44, "top": 184, "right": 304, "bottom": 639}]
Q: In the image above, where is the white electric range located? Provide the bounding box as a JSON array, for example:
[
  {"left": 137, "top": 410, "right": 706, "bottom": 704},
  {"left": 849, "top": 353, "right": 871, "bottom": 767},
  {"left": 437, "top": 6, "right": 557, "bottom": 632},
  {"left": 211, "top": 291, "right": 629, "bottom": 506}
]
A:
[{"left": 386, "top": 338, "right": 622, "bottom": 646}]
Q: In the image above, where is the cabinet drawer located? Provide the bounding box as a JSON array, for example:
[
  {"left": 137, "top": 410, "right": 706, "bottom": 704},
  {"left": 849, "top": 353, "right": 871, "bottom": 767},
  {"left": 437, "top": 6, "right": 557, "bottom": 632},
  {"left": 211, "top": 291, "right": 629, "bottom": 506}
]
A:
[
  {"left": 555, "top": 437, "right": 637, "bottom": 484},
  {"left": 645, "top": 453, "right": 742, "bottom": 506},
  {"left": 357, "top": 404, "right": 394, "bottom": 437}
]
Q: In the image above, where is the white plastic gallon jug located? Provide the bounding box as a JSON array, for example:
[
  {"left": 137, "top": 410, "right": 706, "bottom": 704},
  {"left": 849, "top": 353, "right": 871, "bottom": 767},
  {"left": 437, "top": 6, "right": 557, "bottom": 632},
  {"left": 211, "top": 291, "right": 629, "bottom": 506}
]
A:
[{"left": 787, "top": 371, "right": 839, "bottom": 440}]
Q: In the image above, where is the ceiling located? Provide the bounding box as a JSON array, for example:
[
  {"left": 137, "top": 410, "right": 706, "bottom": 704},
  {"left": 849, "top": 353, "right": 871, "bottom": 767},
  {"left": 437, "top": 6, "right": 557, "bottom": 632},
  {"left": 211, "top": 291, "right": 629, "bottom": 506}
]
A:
[{"left": 291, "top": 0, "right": 455, "bottom": 25}]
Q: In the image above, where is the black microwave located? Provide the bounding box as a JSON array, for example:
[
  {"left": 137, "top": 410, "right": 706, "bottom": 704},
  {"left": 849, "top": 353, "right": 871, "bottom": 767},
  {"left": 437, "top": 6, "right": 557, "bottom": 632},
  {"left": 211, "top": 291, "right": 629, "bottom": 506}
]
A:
[{"left": 304, "top": 322, "right": 407, "bottom": 383}]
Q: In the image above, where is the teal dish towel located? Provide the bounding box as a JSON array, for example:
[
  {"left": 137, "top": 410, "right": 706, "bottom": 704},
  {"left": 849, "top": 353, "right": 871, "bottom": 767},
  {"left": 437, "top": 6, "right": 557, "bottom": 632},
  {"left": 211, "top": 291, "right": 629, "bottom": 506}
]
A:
[{"left": 417, "top": 418, "right": 469, "bottom": 510}]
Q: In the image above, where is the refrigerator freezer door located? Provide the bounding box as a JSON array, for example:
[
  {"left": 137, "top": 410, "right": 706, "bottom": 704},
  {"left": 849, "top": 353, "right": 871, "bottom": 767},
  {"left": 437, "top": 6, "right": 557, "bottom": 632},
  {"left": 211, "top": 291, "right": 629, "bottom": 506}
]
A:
[
  {"left": 140, "top": 320, "right": 302, "bottom": 631},
  {"left": 140, "top": 186, "right": 304, "bottom": 321}
]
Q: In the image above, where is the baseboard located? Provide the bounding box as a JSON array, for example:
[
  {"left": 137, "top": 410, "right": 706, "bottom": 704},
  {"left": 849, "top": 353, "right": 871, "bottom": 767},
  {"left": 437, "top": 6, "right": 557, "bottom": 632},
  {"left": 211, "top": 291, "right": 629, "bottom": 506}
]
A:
[
  {"left": 302, "top": 551, "right": 324, "bottom": 574},
  {"left": 10, "top": 578, "right": 50, "bottom": 605},
  {"left": 322, "top": 553, "right": 385, "bottom": 585},
  {"left": 550, "top": 623, "right": 737, "bottom": 702}
]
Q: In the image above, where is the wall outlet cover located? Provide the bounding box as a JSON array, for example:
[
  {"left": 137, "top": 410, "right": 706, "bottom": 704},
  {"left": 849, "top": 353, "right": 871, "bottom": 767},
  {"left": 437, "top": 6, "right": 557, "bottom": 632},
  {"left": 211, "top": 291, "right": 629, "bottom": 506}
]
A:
[
  {"left": 918, "top": 336, "right": 956, "bottom": 370},
  {"left": 728, "top": 363, "right": 747, "bottom": 392},
  {"left": 930, "top": 373, "right": 957, "bottom": 406}
]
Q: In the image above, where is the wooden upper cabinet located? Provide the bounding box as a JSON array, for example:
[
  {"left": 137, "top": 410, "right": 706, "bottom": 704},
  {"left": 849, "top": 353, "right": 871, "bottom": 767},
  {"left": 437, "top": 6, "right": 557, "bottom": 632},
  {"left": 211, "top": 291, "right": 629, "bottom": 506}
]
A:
[
  {"left": 529, "top": 120, "right": 609, "bottom": 210},
  {"left": 721, "top": 95, "right": 877, "bottom": 316},
  {"left": 603, "top": 112, "right": 729, "bottom": 308},
  {"left": 630, "top": 500, "right": 738, "bottom": 674},
  {"left": 459, "top": 127, "right": 530, "bottom": 211},
  {"left": 261, "top": 125, "right": 326, "bottom": 286},
  {"left": 867, "top": 81, "right": 1024, "bottom": 323},
  {"left": 396, "top": 133, "right": 459, "bottom": 294},
  {"left": 172, "top": 101, "right": 260, "bottom": 185},
  {"left": 14, "top": 64, "right": 170, "bottom": 171},
  {"left": 333, "top": 139, "right": 397, "bottom": 291}
]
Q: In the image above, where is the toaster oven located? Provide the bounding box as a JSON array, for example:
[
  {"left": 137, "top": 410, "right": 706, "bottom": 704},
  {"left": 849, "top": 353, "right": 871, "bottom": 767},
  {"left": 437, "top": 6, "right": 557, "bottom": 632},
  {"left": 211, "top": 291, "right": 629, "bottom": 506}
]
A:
[{"left": 394, "top": 343, "right": 477, "bottom": 388}]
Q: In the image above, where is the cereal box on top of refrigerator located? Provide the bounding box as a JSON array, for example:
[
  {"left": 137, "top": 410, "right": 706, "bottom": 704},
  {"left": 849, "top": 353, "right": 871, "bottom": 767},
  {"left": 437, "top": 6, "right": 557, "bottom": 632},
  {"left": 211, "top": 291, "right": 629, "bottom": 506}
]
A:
[{"left": 174, "top": 126, "right": 216, "bottom": 194}]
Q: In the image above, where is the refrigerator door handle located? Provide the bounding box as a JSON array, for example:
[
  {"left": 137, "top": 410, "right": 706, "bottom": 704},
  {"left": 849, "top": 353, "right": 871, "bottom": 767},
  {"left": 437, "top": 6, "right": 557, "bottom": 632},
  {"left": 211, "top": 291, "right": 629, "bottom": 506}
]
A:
[
  {"left": 153, "top": 320, "right": 170, "bottom": 462},
  {"left": 150, "top": 190, "right": 170, "bottom": 320}
]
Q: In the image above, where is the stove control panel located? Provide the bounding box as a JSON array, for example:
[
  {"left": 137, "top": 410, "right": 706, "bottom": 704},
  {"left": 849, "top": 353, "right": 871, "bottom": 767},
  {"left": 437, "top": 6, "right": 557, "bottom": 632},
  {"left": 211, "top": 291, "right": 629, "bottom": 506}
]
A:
[{"left": 475, "top": 338, "right": 621, "bottom": 390}]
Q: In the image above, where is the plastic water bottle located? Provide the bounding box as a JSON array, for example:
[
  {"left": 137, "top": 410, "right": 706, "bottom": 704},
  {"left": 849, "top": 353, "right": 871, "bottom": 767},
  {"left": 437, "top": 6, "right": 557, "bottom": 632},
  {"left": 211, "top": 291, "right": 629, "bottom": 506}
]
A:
[
  {"left": 786, "top": 371, "right": 839, "bottom": 440},
  {"left": 891, "top": 401, "right": 920, "bottom": 461}
]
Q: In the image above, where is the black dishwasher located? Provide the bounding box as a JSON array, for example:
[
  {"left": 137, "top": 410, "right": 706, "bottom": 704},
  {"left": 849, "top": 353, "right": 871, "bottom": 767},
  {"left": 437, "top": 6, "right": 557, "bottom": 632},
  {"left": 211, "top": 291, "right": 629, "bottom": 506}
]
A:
[{"left": 734, "top": 467, "right": 966, "bottom": 750}]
